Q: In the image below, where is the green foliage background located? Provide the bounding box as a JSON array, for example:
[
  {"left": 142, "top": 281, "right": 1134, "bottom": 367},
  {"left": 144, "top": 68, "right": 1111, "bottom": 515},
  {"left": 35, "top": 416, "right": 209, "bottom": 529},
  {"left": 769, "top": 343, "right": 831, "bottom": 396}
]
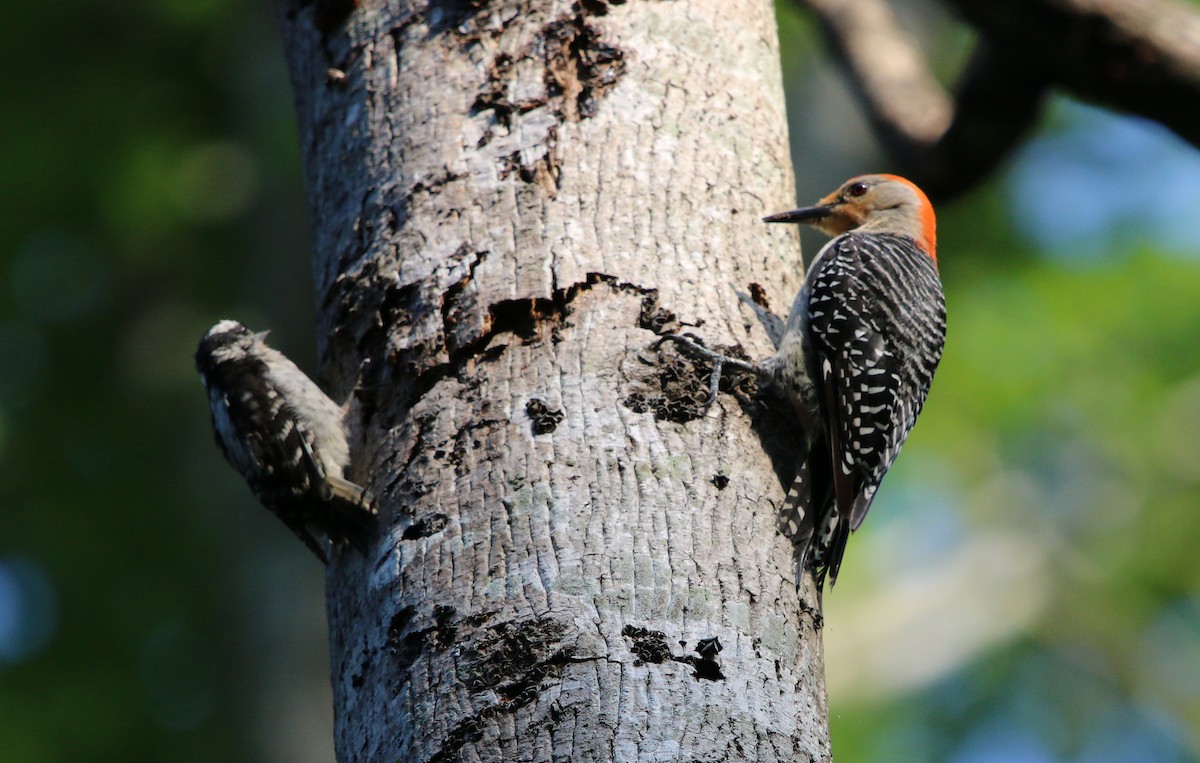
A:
[
  {"left": 2, "top": 3, "right": 331, "bottom": 760},
  {"left": 2, "top": 2, "right": 1198, "bottom": 761}
]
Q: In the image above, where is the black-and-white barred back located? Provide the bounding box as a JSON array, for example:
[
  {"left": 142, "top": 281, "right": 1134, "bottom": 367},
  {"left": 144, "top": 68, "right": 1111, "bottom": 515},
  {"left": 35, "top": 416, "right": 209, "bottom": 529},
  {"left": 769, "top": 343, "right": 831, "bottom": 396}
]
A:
[
  {"left": 814, "top": 232, "right": 944, "bottom": 515},
  {"left": 196, "top": 320, "right": 377, "bottom": 563}
]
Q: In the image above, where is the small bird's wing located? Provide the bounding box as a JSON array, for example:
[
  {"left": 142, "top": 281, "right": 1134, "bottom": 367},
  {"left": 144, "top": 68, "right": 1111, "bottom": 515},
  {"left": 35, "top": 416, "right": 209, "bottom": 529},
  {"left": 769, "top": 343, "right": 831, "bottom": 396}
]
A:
[
  {"left": 205, "top": 356, "right": 333, "bottom": 562},
  {"left": 245, "top": 395, "right": 335, "bottom": 562},
  {"left": 809, "top": 353, "right": 849, "bottom": 586},
  {"left": 256, "top": 396, "right": 377, "bottom": 559}
]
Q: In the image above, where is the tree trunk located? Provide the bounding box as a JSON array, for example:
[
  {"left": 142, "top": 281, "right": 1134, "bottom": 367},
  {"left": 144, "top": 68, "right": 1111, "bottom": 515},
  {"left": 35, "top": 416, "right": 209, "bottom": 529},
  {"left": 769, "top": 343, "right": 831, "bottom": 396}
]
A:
[{"left": 276, "top": 0, "right": 830, "bottom": 759}]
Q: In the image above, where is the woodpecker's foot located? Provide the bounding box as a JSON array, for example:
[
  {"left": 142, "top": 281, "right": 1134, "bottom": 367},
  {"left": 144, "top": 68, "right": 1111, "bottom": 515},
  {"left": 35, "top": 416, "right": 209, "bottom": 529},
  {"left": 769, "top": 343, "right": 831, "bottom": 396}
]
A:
[
  {"left": 654, "top": 333, "right": 760, "bottom": 408},
  {"left": 798, "top": 596, "right": 824, "bottom": 630}
]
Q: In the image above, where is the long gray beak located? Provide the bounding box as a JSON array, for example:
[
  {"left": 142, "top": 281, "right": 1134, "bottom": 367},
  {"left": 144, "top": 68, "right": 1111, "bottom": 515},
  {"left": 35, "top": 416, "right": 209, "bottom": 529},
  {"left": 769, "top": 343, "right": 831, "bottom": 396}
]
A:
[{"left": 762, "top": 205, "right": 834, "bottom": 224}]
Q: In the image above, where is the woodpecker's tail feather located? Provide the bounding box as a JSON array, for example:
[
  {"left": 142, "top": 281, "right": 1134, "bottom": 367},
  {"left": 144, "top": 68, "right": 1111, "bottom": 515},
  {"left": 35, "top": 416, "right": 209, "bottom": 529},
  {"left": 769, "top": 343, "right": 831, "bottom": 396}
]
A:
[
  {"left": 779, "top": 443, "right": 834, "bottom": 588},
  {"left": 780, "top": 433, "right": 849, "bottom": 590},
  {"left": 325, "top": 476, "right": 379, "bottom": 557},
  {"left": 779, "top": 468, "right": 818, "bottom": 579},
  {"left": 821, "top": 510, "right": 852, "bottom": 588}
]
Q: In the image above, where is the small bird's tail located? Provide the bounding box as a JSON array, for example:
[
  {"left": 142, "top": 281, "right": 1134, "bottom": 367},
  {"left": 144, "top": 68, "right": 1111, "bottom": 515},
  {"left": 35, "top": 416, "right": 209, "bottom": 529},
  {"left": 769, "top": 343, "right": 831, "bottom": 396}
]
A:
[{"left": 325, "top": 476, "right": 379, "bottom": 557}]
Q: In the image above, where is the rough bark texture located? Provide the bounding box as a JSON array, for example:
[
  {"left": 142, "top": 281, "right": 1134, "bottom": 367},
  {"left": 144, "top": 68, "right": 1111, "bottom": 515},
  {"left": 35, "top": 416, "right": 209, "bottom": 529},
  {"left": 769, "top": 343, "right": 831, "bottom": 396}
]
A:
[{"left": 277, "top": 0, "right": 830, "bottom": 760}]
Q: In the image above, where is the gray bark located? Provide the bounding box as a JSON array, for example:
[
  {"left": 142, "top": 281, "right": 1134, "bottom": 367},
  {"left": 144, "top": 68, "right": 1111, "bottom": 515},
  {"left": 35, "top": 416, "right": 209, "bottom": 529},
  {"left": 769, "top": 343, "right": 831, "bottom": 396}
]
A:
[{"left": 276, "top": 0, "right": 830, "bottom": 759}]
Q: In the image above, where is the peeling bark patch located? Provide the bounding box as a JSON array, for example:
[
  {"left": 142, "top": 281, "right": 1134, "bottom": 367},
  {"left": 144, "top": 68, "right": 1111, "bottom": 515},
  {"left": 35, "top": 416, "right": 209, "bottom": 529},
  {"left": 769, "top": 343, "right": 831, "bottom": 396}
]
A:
[
  {"left": 462, "top": 617, "right": 572, "bottom": 700},
  {"left": 469, "top": 11, "right": 625, "bottom": 188},
  {"left": 349, "top": 272, "right": 651, "bottom": 416},
  {"left": 525, "top": 399, "right": 564, "bottom": 434},
  {"left": 352, "top": 279, "right": 427, "bottom": 355},
  {"left": 489, "top": 297, "right": 561, "bottom": 341},
  {"left": 638, "top": 293, "right": 680, "bottom": 335},
  {"left": 629, "top": 296, "right": 756, "bottom": 423},
  {"left": 498, "top": 143, "right": 562, "bottom": 195},
  {"left": 748, "top": 282, "right": 771, "bottom": 312},
  {"left": 541, "top": 14, "right": 626, "bottom": 121},
  {"left": 623, "top": 626, "right": 726, "bottom": 681},
  {"left": 625, "top": 338, "right": 757, "bottom": 423},
  {"left": 624, "top": 349, "right": 714, "bottom": 423},
  {"left": 691, "top": 636, "right": 725, "bottom": 681},
  {"left": 401, "top": 512, "right": 450, "bottom": 539},
  {"left": 472, "top": 53, "right": 523, "bottom": 127},
  {"left": 423, "top": 617, "right": 578, "bottom": 759},
  {"left": 472, "top": 14, "right": 625, "bottom": 126},
  {"left": 445, "top": 271, "right": 625, "bottom": 362},
  {"left": 622, "top": 625, "right": 673, "bottom": 665},
  {"left": 387, "top": 604, "right": 465, "bottom": 675}
]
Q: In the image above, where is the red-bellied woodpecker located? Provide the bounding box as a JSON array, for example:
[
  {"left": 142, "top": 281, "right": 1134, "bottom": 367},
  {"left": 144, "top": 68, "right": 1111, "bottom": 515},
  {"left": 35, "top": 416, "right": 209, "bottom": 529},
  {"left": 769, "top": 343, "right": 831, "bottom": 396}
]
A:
[{"left": 661, "top": 174, "right": 945, "bottom": 589}]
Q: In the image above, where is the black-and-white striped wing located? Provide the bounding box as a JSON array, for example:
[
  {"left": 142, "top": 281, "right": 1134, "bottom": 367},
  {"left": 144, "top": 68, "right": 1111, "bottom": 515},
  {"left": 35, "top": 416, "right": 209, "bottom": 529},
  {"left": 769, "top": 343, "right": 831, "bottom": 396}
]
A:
[{"left": 807, "top": 232, "right": 946, "bottom": 532}]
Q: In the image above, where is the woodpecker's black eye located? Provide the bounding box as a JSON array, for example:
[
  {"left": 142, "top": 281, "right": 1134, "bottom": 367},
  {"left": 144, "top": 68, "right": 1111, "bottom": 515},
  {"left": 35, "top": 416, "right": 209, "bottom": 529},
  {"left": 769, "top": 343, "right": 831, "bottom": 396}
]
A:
[{"left": 847, "top": 182, "right": 869, "bottom": 197}]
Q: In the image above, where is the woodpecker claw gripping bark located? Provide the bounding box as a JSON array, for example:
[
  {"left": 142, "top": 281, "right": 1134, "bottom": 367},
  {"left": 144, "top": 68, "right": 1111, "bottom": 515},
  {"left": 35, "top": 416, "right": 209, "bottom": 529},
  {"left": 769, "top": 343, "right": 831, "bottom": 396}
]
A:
[
  {"left": 662, "top": 174, "right": 946, "bottom": 589},
  {"left": 654, "top": 334, "right": 758, "bottom": 407}
]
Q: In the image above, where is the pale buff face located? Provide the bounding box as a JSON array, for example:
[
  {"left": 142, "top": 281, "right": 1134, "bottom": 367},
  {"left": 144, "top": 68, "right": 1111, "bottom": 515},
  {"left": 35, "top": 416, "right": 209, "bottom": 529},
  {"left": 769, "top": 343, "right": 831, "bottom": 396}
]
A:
[{"left": 809, "top": 175, "right": 937, "bottom": 258}]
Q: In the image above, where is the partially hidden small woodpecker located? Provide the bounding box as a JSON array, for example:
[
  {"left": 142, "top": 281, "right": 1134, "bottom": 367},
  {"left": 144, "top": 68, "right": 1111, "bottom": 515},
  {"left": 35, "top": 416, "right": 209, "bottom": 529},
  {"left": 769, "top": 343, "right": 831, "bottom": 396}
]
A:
[
  {"left": 196, "top": 320, "right": 378, "bottom": 563},
  {"left": 661, "top": 174, "right": 945, "bottom": 589}
]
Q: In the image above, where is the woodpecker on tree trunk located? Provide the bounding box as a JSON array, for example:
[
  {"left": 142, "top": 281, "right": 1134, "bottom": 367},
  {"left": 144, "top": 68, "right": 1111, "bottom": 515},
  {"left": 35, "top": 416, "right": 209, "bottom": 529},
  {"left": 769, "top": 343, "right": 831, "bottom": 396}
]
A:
[
  {"left": 662, "top": 174, "right": 946, "bottom": 589},
  {"left": 196, "top": 320, "right": 378, "bottom": 563}
]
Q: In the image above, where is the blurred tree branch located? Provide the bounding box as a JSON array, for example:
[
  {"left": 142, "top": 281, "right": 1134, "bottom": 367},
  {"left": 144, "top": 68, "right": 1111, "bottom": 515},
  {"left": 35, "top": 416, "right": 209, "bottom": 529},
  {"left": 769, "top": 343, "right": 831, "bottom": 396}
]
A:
[{"left": 798, "top": 0, "right": 1200, "bottom": 201}]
